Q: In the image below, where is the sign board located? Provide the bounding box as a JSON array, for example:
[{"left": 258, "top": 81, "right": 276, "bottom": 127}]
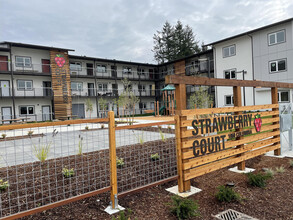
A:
[{"left": 176, "top": 104, "right": 280, "bottom": 188}]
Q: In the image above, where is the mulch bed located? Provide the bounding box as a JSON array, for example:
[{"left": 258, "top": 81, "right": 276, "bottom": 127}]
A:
[
  {"left": 0, "top": 138, "right": 176, "bottom": 219},
  {"left": 0, "top": 134, "right": 44, "bottom": 142},
  {"left": 22, "top": 155, "right": 293, "bottom": 220}
]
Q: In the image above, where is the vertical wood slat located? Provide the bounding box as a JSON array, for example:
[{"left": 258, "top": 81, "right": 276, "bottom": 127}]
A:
[
  {"left": 271, "top": 87, "right": 281, "bottom": 155},
  {"left": 175, "top": 115, "right": 184, "bottom": 193},
  {"left": 108, "top": 111, "right": 118, "bottom": 208},
  {"left": 233, "top": 86, "right": 245, "bottom": 170}
]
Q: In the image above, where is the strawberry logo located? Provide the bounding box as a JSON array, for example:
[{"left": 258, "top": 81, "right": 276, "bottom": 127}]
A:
[
  {"left": 55, "top": 54, "right": 66, "bottom": 68},
  {"left": 254, "top": 114, "right": 262, "bottom": 132}
]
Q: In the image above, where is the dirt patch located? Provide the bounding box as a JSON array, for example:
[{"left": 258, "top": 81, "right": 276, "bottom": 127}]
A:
[
  {"left": 22, "top": 156, "right": 293, "bottom": 220},
  {"left": 0, "top": 133, "right": 45, "bottom": 142}
]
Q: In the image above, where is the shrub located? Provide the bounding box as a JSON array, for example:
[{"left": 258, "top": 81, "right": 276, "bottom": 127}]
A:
[
  {"left": 167, "top": 125, "right": 172, "bottom": 131},
  {"left": 0, "top": 179, "right": 9, "bottom": 191},
  {"left": 215, "top": 185, "right": 241, "bottom": 203},
  {"left": 27, "top": 130, "right": 34, "bottom": 136},
  {"left": 112, "top": 209, "right": 133, "bottom": 220},
  {"left": 159, "top": 129, "right": 166, "bottom": 142},
  {"left": 101, "top": 124, "right": 105, "bottom": 129},
  {"left": 265, "top": 168, "right": 275, "bottom": 178},
  {"left": 290, "top": 160, "right": 293, "bottom": 168},
  {"left": 1, "top": 134, "right": 6, "bottom": 139},
  {"left": 116, "top": 157, "right": 125, "bottom": 168},
  {"left": 85, "top": 126, "right": 89, "bottom": 130},
  {"left": 247, "top": 172, "right": 271, "bottom": 188},
  {"left": 62, "top": 167, "right": 75, "bottom": 178},
  {"left": 151, "top": 153, "right": 160, "bottom": 161},
  {"left": 169, "top": 195, "right": 200, "bottom": 219},
  {"left": 276, "top": 166, "right": 285, "bottom": 173}
]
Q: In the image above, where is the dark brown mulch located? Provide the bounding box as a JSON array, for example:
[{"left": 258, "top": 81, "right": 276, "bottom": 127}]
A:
[
  {"left": 133, "top": 126, "right": 175, "bottom": 134},
  {"left": 22, "top": 156, "right": 293, "bottom": 220},
  {"left": 0, "top": 138, "right": 176, "bottom": 219}
]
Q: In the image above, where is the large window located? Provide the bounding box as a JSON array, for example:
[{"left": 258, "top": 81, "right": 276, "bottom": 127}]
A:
[
  {"left": 20, "top": 106, "right": 34, "bottom": 115},
  {"left": 269, "top": 59, "right": 286, "bottom": 73},
  {"left": 96, "top": 64, "right": 107, "bottom": 73},
  {"left": 15, "top": 56, "right": 31, "bottom": 67},
  {"left": 137, "top": 68, "right": 145, "bottom": 75},
  {"left": 70, "top": 62, "right": 82, "bottom": 71},
  {"left": 225, "top": 95, "right": 233, "bottom": 106},
  {"left": 123, "top": 67, "right": 132, "bottom": 74},
  {"left": 138, "top": 84, "right": 146, "bottom": 92},
  {"left": 223, "top": 45, "right": 236, "bottom": 58},
  {"left": 278, "top": 91, "right": 289, "bottom": 102},
  {"left": 17, "top": 80, "right": 33, "bottom": 90},
  {"left": 268, "top": 30, "right": 285, "bottom": 45},
  {"left": 224, "top": 69, "right": 236, "bottom": 79},
  {"left": 71, "top": 82, "right": 83, "bottom": 91},
  {"left": 98, "top": 83, "right": 108, "bottom": 91}
]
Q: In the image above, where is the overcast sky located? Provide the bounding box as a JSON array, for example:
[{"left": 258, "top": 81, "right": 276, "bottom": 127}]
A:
[{"left": 1, "top": 0, "right": 292, "bottom": 63}]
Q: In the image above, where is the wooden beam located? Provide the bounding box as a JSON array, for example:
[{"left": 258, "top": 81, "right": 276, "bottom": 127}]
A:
[
  {"left": 165, "top": 75, "right": 293, "bottom": 89},
  {"left": 175, "top": 115, "right": 184, "bottom": 193},
  {"left": 175, "top": 84, "right": 186, "bottom": 111},
  {"left": 271, "top": 87, "right": 281, "bottom": 156}
]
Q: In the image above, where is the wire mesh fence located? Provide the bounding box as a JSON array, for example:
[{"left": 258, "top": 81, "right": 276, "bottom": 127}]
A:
[
  {"left": 115, "top": 121, "right": 177, "bottom": 194},
  {"left": 0, "top": 119, "right": 110, "bottom": 218}
]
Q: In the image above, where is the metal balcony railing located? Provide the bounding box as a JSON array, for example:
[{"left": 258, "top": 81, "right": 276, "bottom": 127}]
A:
[
  {"left": 70, "top": 89, "right": 157, "bottom": 97},
  {"left": 0, "top": 87, "right": 53, "bottom": 98}
]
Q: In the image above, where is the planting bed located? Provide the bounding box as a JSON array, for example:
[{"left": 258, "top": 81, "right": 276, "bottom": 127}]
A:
[
  {"left": 0, "top": 137, "right": 176, "bottom": 218},
  {"left": 22, "top": 156, "right": 293, "bottom": 220}
]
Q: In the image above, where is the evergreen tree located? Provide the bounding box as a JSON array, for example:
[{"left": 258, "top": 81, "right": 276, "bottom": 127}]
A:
[{"left": 153, "top": 20, "right": 201, "bottom": 64}]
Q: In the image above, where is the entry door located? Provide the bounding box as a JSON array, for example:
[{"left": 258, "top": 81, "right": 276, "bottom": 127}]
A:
[
  {"left": 0, "top": 56, "right": 8, "bottom": 71},
  {"left": 87, "top": 63, "right": 93, "bottom": 76},
  {"left": 72, "top": 104, "right": 85, "bottom": 119},
  {"left": 42, "top": 59, "right": 50, "bottom": 73},
  {"left": 2, "top": 107, "right": 12, "bottom": 124},
  {"left": 111, "top": 66, "right": 117, "bottom": 78},
  {"left": 0, "top": 81, "right": 10, "bottom": 97},
  {"left": 43, "top": 81, "right": 52, "bottom": 96},
  {"left": 42, "top": 106, "right": 51, "bottom": 121},
  {"left": 88, "top": 83, "right": 94, "bottom": 96}
]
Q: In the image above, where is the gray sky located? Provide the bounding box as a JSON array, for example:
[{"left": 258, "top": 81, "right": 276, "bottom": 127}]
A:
[{"left": 1, "top": 0, "right": 292, "bottom": 63}]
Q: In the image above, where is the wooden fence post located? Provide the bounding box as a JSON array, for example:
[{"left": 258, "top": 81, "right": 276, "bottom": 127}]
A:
[
  {"left": 175, "top": 83, "right": 190, "bottom": 192},
  {"left": 271, "top": 87, "right": 281, "bottom": 156},
  {"left": 108, "top": 111, "right": 118, "bottom": 208},
  {"left": 233, "top": 86, "right": 245, "bottom": 170}
]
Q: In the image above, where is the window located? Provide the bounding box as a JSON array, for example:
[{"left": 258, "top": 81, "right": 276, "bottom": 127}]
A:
[
  {"left": 268, "top": 30, "right": 285, "bottom": 45},
  {"left": 20, "top": 106, "right": 34, "bottom": 115},
  {"left": 138, "top": 84, "right": 146, "bottom": 92},
  {"left": 98, "top": 83, "right": 108, "bottom": 91},
  {"left": 269, "top": 59, "right": 286, "bottom": 73},
  {"left": 225, "top": 95, "right": 233, "bottom": 106},
  {"left": 137, "top": 68, "right": 145, "bottom": 75},
  {"left": 123, "top": 67, "right": 132, "bottom": 74},
  {"left": 96, "top": 64, "right": 107, "bottom": 73},
  {"left": 139, "top": 102, "right": 147, "bottom": 109},
  {"left": 17, "top": 80, "right": 33, "bottom": 90},
  {"left": 71, "top": 82, "right": 83, "bottom": 91},
  {"left": 70, "top": 62, "right": 82, "bottom": 71},
  {"left": 223, "top": 45, "right": 236, "bottom": 58},
  {"left": 15, "top": 56, "right": 31, "bottom": 67},
  {"left": 224, "top": 69, "right": 236, "bottom": 79},
  {"left": 278, "top": 91, "right": 289, "bottom": 102}
]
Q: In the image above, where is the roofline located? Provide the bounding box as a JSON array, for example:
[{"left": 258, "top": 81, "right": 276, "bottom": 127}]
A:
[
  {"left": 205, "top": 17, "right": 293, "bottom": 46},
  {"left": 0, "top": 41, "right": 75, "bottom": 52},
  {"left": 69, "top": 55, "right": 158, "bottom": 67}
]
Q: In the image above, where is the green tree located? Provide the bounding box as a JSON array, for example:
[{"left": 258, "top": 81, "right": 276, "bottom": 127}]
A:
[
  {"left": 153, "top": 20, "right": 201, "bottom": 64},
  {"left": 188, "top": 86, "right": 213, "bottom": 109},
  {"left": 85, "top": 98, "right": 93, "bottom": 118}
]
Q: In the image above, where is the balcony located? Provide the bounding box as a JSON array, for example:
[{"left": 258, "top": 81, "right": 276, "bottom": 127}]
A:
[
  {"left": 0, "top": 87, "right": 53, "bottom": 98},
  {"left": 0, "top": 61, "right": 51, "bottom": 76},
  {"left": 185, "top": 59, "right": 214, "bottom": 77}
]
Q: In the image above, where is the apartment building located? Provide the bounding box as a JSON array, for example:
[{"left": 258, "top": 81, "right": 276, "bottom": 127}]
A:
[
  {"left": 0, "top": 41, "right": 214, "bottom": 122},
  {"left": 207, "top": 18, "right": 293, "bottom": 107}
]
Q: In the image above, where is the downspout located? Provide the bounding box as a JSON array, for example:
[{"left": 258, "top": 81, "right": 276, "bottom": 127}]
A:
[
  {"left": 213, "top": 46, "right": 218, "bottom": 107},
  {"left": 9, "top": 43, "right": 16, "bottom": 119},
  {"left": 94, "top": 59, "right": 99, "bottom": 117},
  {"left": 247, "top": 34, "right": 256, "bottom": 105}
]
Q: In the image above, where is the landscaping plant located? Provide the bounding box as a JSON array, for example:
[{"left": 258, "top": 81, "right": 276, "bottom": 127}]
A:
[
  {"left": 116, "top": 157, "right": 125, "bottom": 168},
  {"left": 169, "top": 195, "right": 200, "bottom": 219},
  {"left": 1, "top": 133, "right": 6, "bottom": 139},
  {"left": 27, "top": 130, "right": 34, "bottom": 136},
  {"left": 215, "top": 185, "right": 241, "bottom": 203},
  {"left": 101, "top": 124, "right": 105, "bottom": 129},
  {"left": 30, "top": 129, "right": 58, "bottom": 162},
  {"left": 150, "top": 153, "right": 160, "bottom": 161},
  {"left": 159, "top": 129, "right": 166, "bottom": 142},
  {"left": 247, "top": 172, "right": 272, "bottom": 188},
  {"left": 85, "top": 126, "right": 89, "bottom": 130},
  {"left": 290, "top": 160, "right": 293, "bottom": 168},
  {"left": 276, "top": 166, "right": 285, "bottom": 173},
  {"left": 112, "top": 209, "right": 134, "bottom": 220},
  {"left": 265, "top": 168, "right": 275, "bottom": 178},
  {"left": 0, "top": 179, "right": 9, "bottom": 191},
  {"left": 62, "top": 167, "right": 75, "bottom": 178},
  {"left": 78, "top": 135, "right": 83, "bottom": 155}
]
